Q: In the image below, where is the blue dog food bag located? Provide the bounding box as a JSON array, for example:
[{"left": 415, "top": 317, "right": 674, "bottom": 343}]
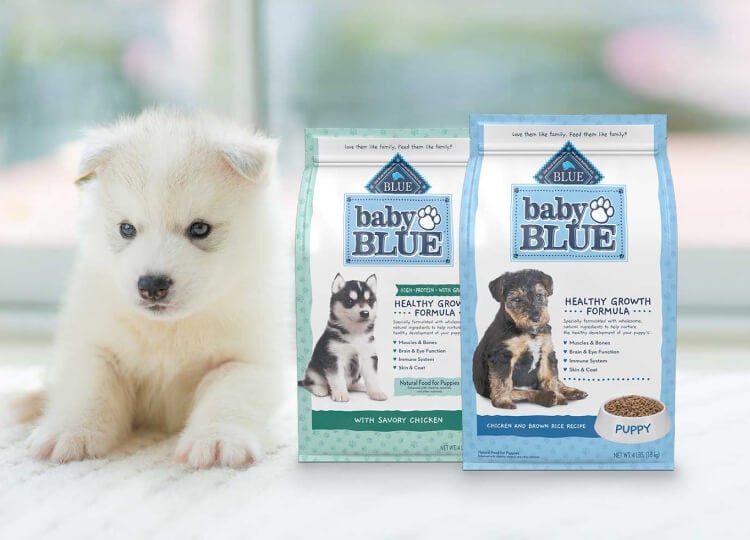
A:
[
  {"left": 460, "top": 115, "right": 676, "bottom": 470},
  {"left": 297, "top": 128, "right": 468, "bottom": 461}
]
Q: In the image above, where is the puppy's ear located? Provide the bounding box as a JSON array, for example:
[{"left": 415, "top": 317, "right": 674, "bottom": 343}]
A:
[
  {"left": 489, "top": 274, "right": 509, "bottom": 303},
  {"left": 219, "top": 132, "right": 278, "bottom": 186},
  {"left": 75, "top": 124, "right": 130, "bottom": 186},
  {"left": 365, "top": 274, "right": 377, "bottom": 294},
  {"left": 539, "top": 272, "right": 553, "bottom": 296},
  {"left": 332, "top": 273, "right": 346, "bottom": 294}
]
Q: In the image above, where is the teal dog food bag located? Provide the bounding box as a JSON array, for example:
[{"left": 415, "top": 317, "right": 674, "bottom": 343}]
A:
[
  {"left": 460, "top": 115, "right": 676, "bottom": 470},
  {"left": 297, "top": 128, "right": 468, "bottom": 461}
]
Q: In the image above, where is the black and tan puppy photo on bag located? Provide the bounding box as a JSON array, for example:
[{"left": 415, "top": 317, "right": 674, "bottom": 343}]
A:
[{"left": 473, "top": 269, "right": 587, "bottom": 409}]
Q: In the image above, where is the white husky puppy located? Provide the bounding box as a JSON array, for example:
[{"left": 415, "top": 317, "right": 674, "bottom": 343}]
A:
[{"left": 23, "top": 108, "right": 282, "bottom": 468}]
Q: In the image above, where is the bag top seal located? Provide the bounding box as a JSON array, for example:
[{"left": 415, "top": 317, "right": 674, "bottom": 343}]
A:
[
  {"left": 305, "top": 128, "right": 469, "bottom": 166},
  {"left": 470, "top": 114, "right": 667, "bottom": 155}
]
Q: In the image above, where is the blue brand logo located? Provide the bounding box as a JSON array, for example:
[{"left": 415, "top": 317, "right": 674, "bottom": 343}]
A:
[
  {"left": 534, "top": 141, "right": 603, "bottom": 185},
  {"left": 365, "top": 153, "right": 431, "bottom": 194},
  {"left": 511, "top": 185, "right": 627, "bottom": 261},
  {"left": 344, "top": 194, "right": 452, "bottom": 266}
]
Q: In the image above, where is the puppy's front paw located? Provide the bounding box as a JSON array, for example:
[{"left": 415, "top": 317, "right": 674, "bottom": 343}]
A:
[
  {"left": 565, "top": 388, "right": 588, "bottom": 400},
  {"left": 367, "top": 390, "right": 388, "bottom": 401},
  {"left": 491, "top": 398, "right": 516, "bottom": 409},
  {"left": 330, "top": 389, "right": 350, "bottom": 402},
  {"left": 27, "top": 425, "right": 115, "bottom": 463},
  {"left": 175, "top": 428, "right": 262, "bottom": 469},
  {"left": 534, "top": 390, "right": 558, "bottom": 408},
  {"left": 310, "top": 385, "right": 330, "bottom": 397}
]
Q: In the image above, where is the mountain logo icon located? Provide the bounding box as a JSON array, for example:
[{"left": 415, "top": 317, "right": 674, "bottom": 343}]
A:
[
  {"left": 365, "top": 153, "right": 431, "bottom": 194},
  {"left": 534, "top": 141, "right": 603, "bottom": 185}
]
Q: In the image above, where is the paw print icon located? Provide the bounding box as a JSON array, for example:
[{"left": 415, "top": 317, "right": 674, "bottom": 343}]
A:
[
  {"left": 417, "top": 205, "right": 441, "bottom": 230},
  {"left": 589, "top": 197, "right": 615, "bottom": 224}
]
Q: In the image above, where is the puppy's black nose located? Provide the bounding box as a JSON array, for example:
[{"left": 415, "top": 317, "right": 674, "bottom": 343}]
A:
[
  {"left": 359, "top": 310, "right": 370, "bottom": 319},
  {"left": 138, "top": 274, "right": 173, "bottom": 301},
  {"left": 530, "top": 313, "right": 541, "bottom": 323}
]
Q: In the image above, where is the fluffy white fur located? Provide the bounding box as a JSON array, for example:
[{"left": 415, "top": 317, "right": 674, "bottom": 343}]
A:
[{"left": 26, "top": 107, "right": 283, "bottom": 468}]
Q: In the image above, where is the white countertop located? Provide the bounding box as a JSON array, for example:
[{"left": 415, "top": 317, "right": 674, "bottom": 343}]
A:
[{"left": 0, "top": 344, "right": 747, "bottom": 539}]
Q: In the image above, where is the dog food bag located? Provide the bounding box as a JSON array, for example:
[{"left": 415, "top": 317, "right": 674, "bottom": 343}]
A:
[
  {"left": 297, "top": 128, "right": 468, "bottom": 461},
  {"left": 461, "top": 115, "right": 676, "bottom": 470}
]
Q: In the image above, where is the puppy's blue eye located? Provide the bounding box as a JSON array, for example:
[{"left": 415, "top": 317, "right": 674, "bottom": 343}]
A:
[
  {"left": 188, "top": 221, "right": 211, "bottom": 239},
  {"left": 119, "top": 222, "right": 137, "bottom": 239}
]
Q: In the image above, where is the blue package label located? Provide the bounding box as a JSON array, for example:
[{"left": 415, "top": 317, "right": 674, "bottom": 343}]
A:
[
  {"left": 511, "top": 185, "right": 627, "bottom": 261},
  {"left": 477, "top": 415, "right": 598, "bottom": 438},
  {"left": 344, "top": 194, "right": 453, "bottom": 266}
]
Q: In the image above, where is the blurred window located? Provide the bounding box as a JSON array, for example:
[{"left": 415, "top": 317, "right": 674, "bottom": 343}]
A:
[
  {"left": 0, "top": 0, "right": 747, "bottom": 322},
  {"left": 0, "top": 0, "right": 259, "bottom": 314},
  {"left": 262, "top": 0, "right": 750, "bottom": 316}
]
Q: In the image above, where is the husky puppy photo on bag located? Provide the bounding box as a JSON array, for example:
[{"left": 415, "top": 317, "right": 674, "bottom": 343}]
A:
[
  {"left": 9, "top": 107, "right": 285, "bottom": 469},
  {"left": 298, "top": 273, "right": 388, "bottom": 402}
]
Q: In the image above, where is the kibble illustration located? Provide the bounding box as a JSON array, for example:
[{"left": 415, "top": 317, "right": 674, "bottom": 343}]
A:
[{"left": 604, "top": 395, "right": 664, "bottom": 417}]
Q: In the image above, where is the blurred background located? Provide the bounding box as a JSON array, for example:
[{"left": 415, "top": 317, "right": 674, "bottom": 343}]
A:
[{"left": 0, "top": 0, "right": 747, "bottom": 351}]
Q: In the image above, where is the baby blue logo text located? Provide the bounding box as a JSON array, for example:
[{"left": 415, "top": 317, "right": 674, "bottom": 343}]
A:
[
  {"left": 511, "top": 185, "right": 627, "bottom": 261},
  {"left": 345, "top": 194, "right": 452, "bottom": 266}
]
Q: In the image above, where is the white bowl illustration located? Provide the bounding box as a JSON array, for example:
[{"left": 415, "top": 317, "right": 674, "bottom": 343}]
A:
[{"left": 594, "top": 395, "right": 671, "bottom": 444}]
